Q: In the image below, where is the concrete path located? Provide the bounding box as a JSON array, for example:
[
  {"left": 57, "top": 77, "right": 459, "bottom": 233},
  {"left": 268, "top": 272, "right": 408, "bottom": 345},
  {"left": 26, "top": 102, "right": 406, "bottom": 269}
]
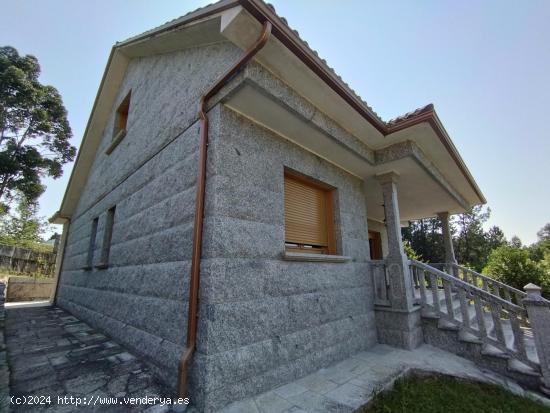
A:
[
  {"left": 217, "top": 344, "right": 550, "bottom": 413},
  {"left": 5, "top": 305, "right": 175, "bottom": 412}
]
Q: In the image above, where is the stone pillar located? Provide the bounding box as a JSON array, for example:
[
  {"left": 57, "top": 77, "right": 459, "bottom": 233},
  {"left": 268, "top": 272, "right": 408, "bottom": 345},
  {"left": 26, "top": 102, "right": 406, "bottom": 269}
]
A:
[
  {"left": 523, "top": 283, "right": 550, "bottom": 394},
  {"left": 437, "top": 211, "right": 458, "bottom": 276},
  {"left": 373, "top": 171, "right": 422, "bottom": 349},
  {"left": 437, "top": 212, "right": 457, "bottom": 265}
]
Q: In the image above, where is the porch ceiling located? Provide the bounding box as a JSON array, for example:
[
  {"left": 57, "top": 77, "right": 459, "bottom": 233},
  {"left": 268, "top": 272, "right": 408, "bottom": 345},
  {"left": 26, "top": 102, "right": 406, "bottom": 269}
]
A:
[{"left": 224, "top": 80, "right": 467, "bottom": 222}]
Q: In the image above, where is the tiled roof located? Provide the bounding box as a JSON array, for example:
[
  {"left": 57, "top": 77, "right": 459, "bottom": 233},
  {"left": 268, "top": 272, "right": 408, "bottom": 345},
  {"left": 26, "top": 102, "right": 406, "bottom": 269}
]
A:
[
  {"left": 119, "top": 0, "right": 432, "bottom": 129},
  {"left": 260, "top": 2, "right": 385, "bottom": 124},
  {"left": 387, "top": 103, "right": 434, "bottom": 127}
]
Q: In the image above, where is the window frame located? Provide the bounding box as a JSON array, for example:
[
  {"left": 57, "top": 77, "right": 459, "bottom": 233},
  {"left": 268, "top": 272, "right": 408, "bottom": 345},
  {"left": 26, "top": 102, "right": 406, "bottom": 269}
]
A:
[
  {"left": 283, "top": 169, "right": 337, "bottom": 255},
  {"left": 83, "top": 217, "right": 99, "bottom": 270},
  {"left": 106, "top": 90, "right": 131, "bottom": 155},
  {"left": 96, "top": 206, "right": 116, "bottom": 269}
]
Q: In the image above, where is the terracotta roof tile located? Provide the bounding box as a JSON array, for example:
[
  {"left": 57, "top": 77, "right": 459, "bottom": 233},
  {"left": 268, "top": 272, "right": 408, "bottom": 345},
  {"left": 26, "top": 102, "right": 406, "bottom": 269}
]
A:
[
  {"left": 120, "top": 0, "right": 431, "bottom": 128},
  {"left": 387, "top": 103, "right": 434, "bottom": 127}
]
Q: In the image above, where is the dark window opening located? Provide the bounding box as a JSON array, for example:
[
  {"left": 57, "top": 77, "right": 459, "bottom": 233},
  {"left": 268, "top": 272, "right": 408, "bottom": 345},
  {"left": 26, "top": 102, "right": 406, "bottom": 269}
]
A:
[
  {"left": 113, "top": 91, "right": 131, "bottom": 139},
  {"left": 97, "top": 206, "right": 116, "bottom": 269},
  {"left": 84, "top": 217, "right": 98, "bottom": 270}
]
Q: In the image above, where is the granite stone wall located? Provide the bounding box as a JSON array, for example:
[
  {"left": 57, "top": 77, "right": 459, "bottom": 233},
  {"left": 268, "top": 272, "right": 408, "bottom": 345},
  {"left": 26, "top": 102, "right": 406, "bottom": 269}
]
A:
[
  {"left": 195, "top": 105, "right": 378, "bottom": 411},
  {"left": 55, "top": 42, "right": 242, "bottom": 387},
  {"left": 57, "top": 40, "right": 380, "bottom": 410}
]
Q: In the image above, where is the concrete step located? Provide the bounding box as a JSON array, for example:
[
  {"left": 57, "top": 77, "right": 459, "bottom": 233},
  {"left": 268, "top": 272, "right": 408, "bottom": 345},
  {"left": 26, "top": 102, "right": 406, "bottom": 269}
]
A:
[
  {"left": 416, "top": 287, "right": 539, "bottom": 364},
  {"left": 421, "top": 315, "right": 543, "bottom": 391}
]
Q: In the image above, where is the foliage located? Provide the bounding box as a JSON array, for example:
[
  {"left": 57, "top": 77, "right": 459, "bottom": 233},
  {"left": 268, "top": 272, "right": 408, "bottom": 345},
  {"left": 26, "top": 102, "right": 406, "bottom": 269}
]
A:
[
  {"left": 401, "top": 218, "right": 445, "bottom": 263},
  {"left": 510, "top": 235, "right": 522, "bottom": 248},
  {"left": 537, "top": 223, "right": 550, "bottom": 243},
  {"left": 483, "top": 245, "right": 548, "bottom": 294},
  {"left": 403, "top": 240, "right": 423, "bottom": 261},
  {"left": 361, "top": 375, "right": 550, "bottom": 413},
  {"left": 402, "top": 206, "right": 507, "bottom": 272},
  {"left": 0, "top": 45, "right": 76, "bottom": 211},
  {"left": 452, "top": 206, "right": 498, "bottom": 271},
  {"left": 0, "top": 193, "right": 51, "bottom": 249}
]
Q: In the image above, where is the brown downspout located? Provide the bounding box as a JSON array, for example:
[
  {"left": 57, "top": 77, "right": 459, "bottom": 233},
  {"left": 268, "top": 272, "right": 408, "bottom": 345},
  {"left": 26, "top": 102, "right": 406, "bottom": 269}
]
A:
[
  {"left": 176, "top": 20, "right": 272, "bottom": 399},
  {"left": 52, "top": 218, "right": 71, "bottom": 304}
]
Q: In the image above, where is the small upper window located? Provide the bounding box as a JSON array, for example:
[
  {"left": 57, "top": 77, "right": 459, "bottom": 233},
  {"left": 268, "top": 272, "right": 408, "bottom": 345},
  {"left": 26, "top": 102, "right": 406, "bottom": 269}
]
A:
[
  {"left": 284, "top": 171, "right": 336, "bottom": 254},
  {"left": 114, "top": 91, "right": 130, "bottom": 138},
  {"left": 106, "top": 91, "right": 131, "bottom": 155}
]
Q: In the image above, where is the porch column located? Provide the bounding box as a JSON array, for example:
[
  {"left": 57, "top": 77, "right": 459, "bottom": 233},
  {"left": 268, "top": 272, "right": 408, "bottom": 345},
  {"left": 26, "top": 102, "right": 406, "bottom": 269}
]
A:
[
  {"left": 377, "top": 171, "right": 415, "bottom": 310},
  {"left": 374, "top": 171, "right": 422, "bottom": 349},
  {"left": 437, "top": 211, "right": 457, "bottom": 265}
]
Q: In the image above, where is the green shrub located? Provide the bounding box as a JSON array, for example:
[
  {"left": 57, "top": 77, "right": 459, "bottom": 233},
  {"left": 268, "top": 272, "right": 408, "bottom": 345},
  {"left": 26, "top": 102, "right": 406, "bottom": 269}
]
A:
[{"left": 483, "top": 246, "right": 548, "bottom": 295}]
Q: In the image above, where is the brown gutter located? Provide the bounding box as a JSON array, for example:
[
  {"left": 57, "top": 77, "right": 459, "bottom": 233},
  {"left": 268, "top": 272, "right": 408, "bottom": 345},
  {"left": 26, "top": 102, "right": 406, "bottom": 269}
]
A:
[
  {"left": 239, "top": 0, "right": 387, "bottom": 135},
  {"left": 176, "top": 20, "right": 272, "bottom": 399}
]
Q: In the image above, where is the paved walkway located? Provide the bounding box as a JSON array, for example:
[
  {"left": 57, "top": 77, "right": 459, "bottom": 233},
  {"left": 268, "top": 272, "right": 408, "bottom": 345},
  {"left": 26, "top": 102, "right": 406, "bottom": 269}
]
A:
[
  {"left": 4, "top": 303, "right": 550, "bottom": 413},
  {"left": 218, "top": 344, "right": 550, "bottom": 413},
  {"left": 5, "top": 305, "right": 175, "bottom": 412}
]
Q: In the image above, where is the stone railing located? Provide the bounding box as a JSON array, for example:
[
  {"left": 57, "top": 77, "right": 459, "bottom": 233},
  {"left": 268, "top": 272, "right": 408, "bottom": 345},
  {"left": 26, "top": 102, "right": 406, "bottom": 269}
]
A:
[
  {"left": 370, "top": 260, "right": 390, "bottom": 306},
  {"left": 429, "top": 262, "right": 526, "bottom": 307},
  {"left": 410, "top": 260, "right": 539, "bottom": 371}
]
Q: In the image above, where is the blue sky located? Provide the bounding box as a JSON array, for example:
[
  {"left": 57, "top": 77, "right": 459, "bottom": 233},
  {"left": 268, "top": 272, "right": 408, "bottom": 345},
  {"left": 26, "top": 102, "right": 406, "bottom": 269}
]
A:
[{"left": 2, "top": 0, "right": 549, "bottom": 244}]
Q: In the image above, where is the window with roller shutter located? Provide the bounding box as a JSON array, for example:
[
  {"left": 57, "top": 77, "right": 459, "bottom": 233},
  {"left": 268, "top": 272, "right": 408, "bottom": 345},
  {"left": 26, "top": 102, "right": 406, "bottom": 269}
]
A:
[{"left": 284, "top": 171, "right": 336, "bottom": 254}]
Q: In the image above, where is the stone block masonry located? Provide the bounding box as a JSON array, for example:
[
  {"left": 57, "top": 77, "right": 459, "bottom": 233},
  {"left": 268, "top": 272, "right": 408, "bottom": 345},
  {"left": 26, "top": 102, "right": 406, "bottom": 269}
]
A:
[
  {"left": 56, "top": 42, "right": 246, "bottom": 390},
  {"left": 56, "top": 41, "right": 383, "bottom": 411},
  {"left": 194, "top": 105, "right": 378, "bottom": 412}
]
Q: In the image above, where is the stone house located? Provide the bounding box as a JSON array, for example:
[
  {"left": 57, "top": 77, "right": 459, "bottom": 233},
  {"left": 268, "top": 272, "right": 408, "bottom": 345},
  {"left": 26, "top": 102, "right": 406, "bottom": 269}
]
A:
[{"left": 49, "top": 1, "right": 550, "bottom": 411}]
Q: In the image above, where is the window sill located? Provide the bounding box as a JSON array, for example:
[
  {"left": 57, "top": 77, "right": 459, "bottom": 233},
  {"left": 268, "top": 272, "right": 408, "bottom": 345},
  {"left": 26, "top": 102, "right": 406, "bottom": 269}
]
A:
[
  {"left": 105, "top": 129, "right": 127, "bottom": 155},
  {"left": 282, "top": 251, "right": 351, "bottom": 263},
  {"left": 94, "top": 263, "right": 109, "bottom": 270}
]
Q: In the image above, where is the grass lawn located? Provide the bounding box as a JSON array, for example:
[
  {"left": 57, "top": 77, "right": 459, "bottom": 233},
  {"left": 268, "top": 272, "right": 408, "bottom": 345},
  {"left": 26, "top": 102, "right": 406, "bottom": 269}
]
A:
[{"left": 360, "top": 375, "right": 550, "bottom": 413}]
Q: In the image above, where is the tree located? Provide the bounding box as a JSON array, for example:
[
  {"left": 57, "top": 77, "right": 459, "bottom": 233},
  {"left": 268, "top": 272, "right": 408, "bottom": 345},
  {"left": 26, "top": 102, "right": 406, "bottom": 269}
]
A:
[
  {"left": 485, "top": 226, "right": 506, "bottom": 251},
  {"left": 529, "top": 223, "right": 550, "bottom": 261},
  {"left": 0, "top": 46, "right": 76, "bottom": 211},
  {"left": 509, "top": 235, "right": 522, "bottom": 248},
  {"left": 403, "top": 240, "right": 423, "bottom": 261},
  {"left": 402, "top": 206, "right": 507, "bottom": 272},
  {"left": 452, "top": 206, "right": 492, "bottom": 271},
  {"left": 402, "top": 217, "right": 445, "bottom": 263},
  {"left": 537, "top": 223, "right": 550, "bottom": 243},
  {"left": 0, "top": 193, "right": 50, "bottom": 248},
  {"left": 483, "top": 245, "right": 547, "bottom": 295}
]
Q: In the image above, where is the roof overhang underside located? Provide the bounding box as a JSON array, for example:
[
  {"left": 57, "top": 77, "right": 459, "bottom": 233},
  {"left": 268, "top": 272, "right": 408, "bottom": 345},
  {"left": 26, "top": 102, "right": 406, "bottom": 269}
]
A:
[{"left": 52, "top": 1, "right": 485, "bottom": 224}]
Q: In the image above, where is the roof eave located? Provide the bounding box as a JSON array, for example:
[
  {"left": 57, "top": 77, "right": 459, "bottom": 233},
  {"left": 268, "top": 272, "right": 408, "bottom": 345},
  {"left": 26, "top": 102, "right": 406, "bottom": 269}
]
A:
[{"left": 388, "top": 106, "right": 486, "bottom": 205}]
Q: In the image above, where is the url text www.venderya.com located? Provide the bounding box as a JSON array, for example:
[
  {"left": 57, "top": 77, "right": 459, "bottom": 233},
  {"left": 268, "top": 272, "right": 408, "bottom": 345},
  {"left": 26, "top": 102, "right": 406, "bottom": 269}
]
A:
[{"left": 11, "top": 395, "right": 190, "bottom": 407}]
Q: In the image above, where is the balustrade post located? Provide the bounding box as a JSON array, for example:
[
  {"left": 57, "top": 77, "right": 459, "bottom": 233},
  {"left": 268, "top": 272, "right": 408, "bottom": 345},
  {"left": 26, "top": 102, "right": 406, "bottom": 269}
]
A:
[{"left": 523, "top": 283, "right": 550, "bottom": 394}]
